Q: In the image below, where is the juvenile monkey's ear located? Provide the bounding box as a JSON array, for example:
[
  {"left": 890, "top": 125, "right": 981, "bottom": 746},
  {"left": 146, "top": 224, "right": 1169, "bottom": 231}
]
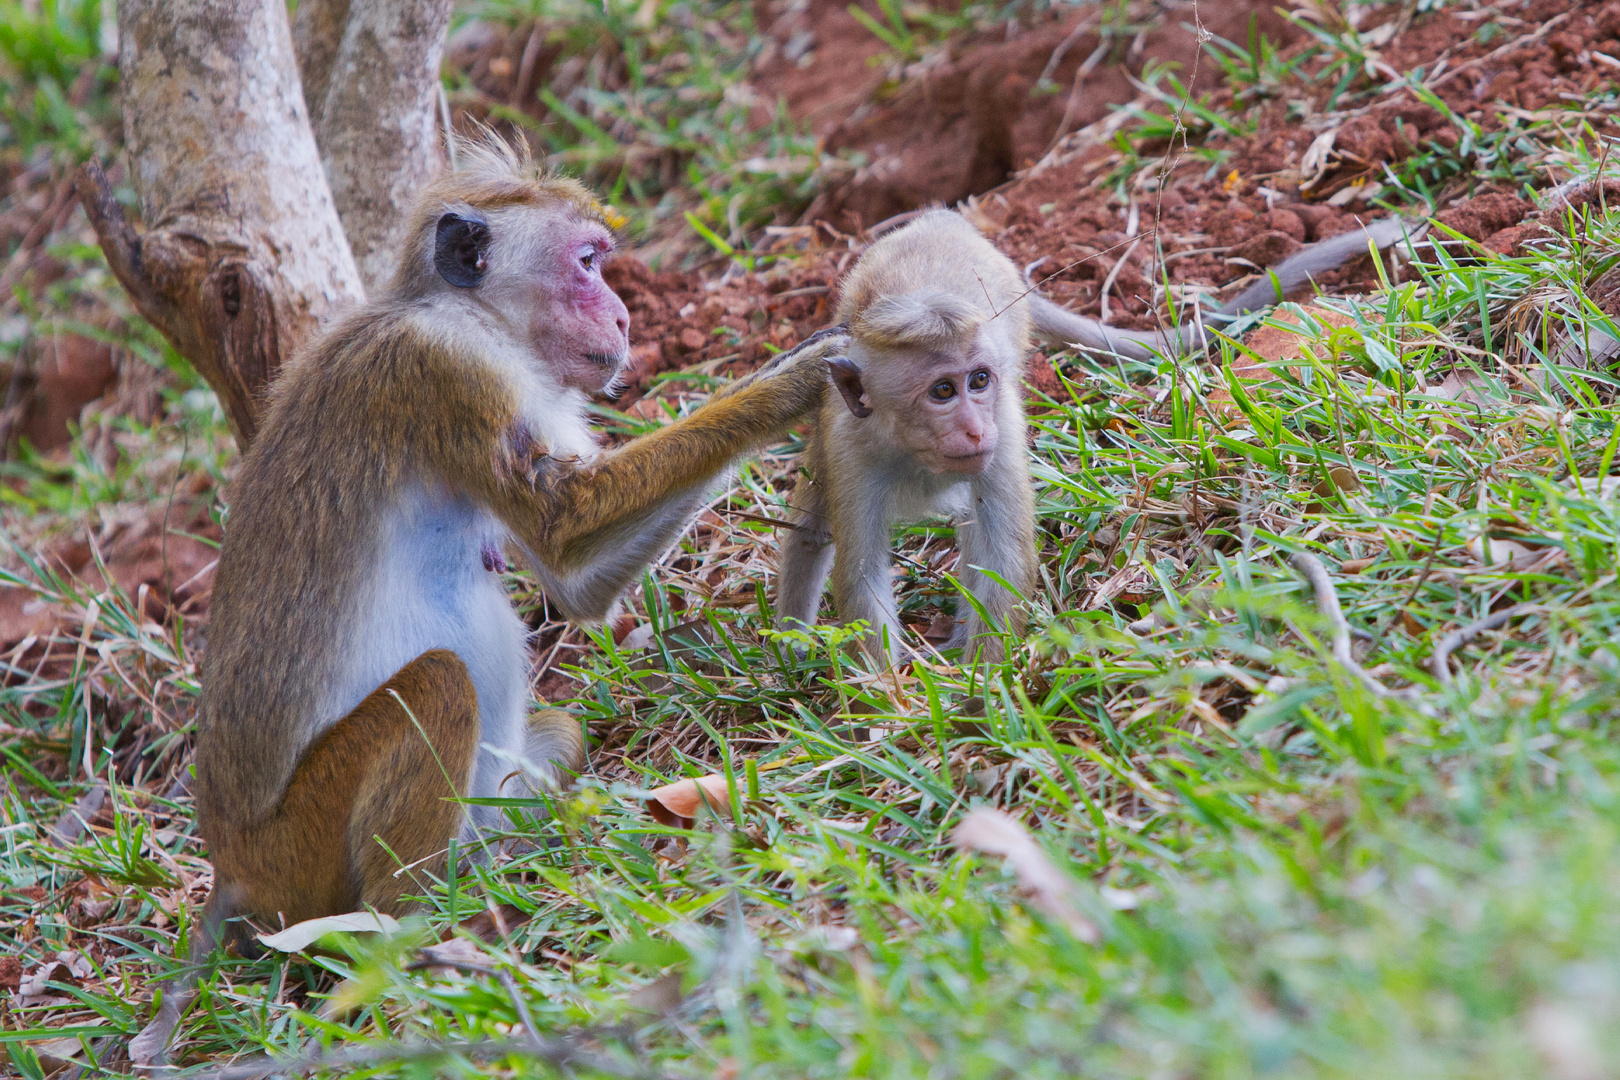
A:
[
  {"left": 828, "top": 356, "right": 872, "bottom": 418},
  {"left": 434, "top": 212, "right": 490, "bottom": 288}
]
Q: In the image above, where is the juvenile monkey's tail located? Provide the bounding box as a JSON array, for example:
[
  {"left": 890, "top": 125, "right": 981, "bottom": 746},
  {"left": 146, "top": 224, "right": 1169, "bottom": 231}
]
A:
[{"left": 1028, "top": 215, "right": 1425, "bottom": 361}]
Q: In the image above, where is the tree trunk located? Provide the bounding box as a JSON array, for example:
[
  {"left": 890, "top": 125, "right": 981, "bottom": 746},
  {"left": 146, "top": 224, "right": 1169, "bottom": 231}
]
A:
[
  {"left": 292, "top": 0, "right": 353, "bottom": 129},
  {"left": 312, "top": 0, "right": 455, "bottom": 292},
  {"left": 79, "top": 0, "right": 365, "bottom": 448}
]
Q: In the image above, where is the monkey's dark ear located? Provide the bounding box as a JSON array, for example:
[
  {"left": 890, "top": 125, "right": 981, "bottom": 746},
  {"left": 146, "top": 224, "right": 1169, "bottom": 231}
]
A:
[
  {"left": 828, "top": 356, "right": 872, "bottom": 418},
  {"left": 434, "top": 212, "right": 490, "bottom": 288}
]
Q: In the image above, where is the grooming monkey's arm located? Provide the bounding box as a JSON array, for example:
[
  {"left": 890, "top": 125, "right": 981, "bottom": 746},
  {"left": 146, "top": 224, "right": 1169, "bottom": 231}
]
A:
[{"left": 497, "top": 347, "right": 830, "bottom": 580}]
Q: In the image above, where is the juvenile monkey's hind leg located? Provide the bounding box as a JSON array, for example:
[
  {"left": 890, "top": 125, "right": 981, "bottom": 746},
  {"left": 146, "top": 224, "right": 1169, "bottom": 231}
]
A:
[
  {"left": 777, "top": 472, "right": 835, "bottom": 633},
  {"left": 218, "top": 649, "right": 481, "bottom": 927}
]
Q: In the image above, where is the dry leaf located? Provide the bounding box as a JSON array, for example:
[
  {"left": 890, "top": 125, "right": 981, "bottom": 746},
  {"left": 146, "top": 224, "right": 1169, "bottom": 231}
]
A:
[
  {"left": 458, "top": 902, "right": 530, "bottom": 943},
  {"left": 627, "top": 972, "right": 686, "bottom": 1015},
  {"left": 1425, "top": 370, "right": 1495, "bottom": 406},
  {"left": 1565, "top": 476, "right": 1620, "bottom": 500},
  {"left": 416, "top": 936, "right": 486, "bottom": 971},
  {"left": 647, "top": 774, "right": 734, "bottom": 827},
  {"left": 17, "top": 951, "right": 91, "bottom": 1003},
  {"left": 1466, "top": 534, "right": 1537, "bottom": 567},
  {"left": 953, "top": 808, "right": 1100, "bottom": 943},
  {"left": 256, "top": 911, "right": 401, "bottom": 953}
]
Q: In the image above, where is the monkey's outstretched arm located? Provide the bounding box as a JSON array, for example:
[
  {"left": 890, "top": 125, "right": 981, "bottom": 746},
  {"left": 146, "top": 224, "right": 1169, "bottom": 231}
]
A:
[
  {"left": 495, "top": 344, "right": 834, "bottom": 616},
  {"left": 1029, "top": 215, "right": 1423, "bottom": 360}
]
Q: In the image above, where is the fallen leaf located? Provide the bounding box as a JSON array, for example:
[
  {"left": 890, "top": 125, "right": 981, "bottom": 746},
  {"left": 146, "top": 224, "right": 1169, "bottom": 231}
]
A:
[
  {"left": 1425, "top": 370, "right": 1496, "bottom": 406},
  {"left": 1313, "top": 465, "right": 1362, "bottom": 497},
  {"left": 1466, "top": 534, "right": 1537, "bottom": 568},
  {"left": 256, "top": 911, "right": 401, "bottom": 953},
  {"left": 31, "top": 1036, "right": 83, "bottom": 1062},
  {"left": 17, "top": 962, "right": 70, "bottom": 1000},
  {"left": 627, "top": 972, "right": 686, "bottom": 1015},
  {"left": 953, "top": 808, "right": 1100, "bottom": 943},
  {"left": 1340, "top": 557, "right": 1377, "bottom": 573},
  {"left": 647, "top": 774, "right": 735, "bottom": 827},
  {"left": 129, "top": 990, "right": 195, "bottom": 1068},
  {"left": 1566, "top": 476, "right": 1620, "bottom": 500},
  {"left": 458, "top": 902, "right": 530, "bottom": 943},
  {"left": 416, "top": 936, "right": 486, "bottom": 970}
]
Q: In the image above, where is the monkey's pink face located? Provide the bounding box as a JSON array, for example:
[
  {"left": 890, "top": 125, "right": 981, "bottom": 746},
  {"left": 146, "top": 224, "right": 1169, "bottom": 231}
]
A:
[
  {"left": 898, "top": 356, "right": 1001, "bottom": 475},
  {"left": 520, "top": 215, "right": 630, "bottom": 393}
]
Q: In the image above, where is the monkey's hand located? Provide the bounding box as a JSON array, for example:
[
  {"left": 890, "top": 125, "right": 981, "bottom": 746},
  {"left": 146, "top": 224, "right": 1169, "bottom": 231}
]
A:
[{"left": 711, "top": 323, "right": 849, "bottom": 405}]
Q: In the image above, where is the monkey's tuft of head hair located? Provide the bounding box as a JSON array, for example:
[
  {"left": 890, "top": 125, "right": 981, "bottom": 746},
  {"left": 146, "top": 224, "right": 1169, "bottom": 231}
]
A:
[
  {"left": 388, "top": 128, "right": 610, "bottom": 298},
  {"left": 853, "top": 289, "right": 984, "bottom": 350},
  {"left": 443, "top": 126, "right": 603, "bottom": 221}
]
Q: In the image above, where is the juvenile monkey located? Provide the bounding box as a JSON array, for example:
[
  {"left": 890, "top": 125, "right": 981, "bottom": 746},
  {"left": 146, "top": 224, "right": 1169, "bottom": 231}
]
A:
[
  {"left": 192, "top": 137, "right": 840, "bottom": 951},
  {"left": 778, "top": 210, "right": 1037, "bottom": 665}
]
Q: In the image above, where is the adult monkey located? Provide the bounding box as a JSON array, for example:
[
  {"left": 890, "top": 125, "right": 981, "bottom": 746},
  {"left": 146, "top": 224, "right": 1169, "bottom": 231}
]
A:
[{"left": 193, "top": 137, "right": 842, "bottom": 952}]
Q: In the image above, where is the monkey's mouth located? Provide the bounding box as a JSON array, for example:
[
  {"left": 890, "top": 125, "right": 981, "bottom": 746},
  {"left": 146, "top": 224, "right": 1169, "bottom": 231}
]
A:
[
  {"left": 937, "top": 450, "right": 991, "bottom": 474},
  {"left": 586, "top": 350, "right": 624, "bottom": 369}
]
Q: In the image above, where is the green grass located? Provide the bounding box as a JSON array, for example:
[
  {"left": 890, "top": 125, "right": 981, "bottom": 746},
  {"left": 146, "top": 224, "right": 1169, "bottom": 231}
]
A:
[
  {"left": 456, "top": 0, "right": 844, "bottom": 264},
  {"left": 12, "top": 199, "right": 1620, "bottom": 1076},
  {"left": 10, "top": 4, "right": 1620, "bottom": 1077}
]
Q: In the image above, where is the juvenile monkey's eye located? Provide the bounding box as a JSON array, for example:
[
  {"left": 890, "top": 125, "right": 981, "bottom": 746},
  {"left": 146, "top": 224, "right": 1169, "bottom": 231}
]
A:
[
  {"left": 579, "top": 247, "right": 596, "bottom": 271},
  {"left": 968, "top": 369, "right": 991, "bottom": 391},
  {"left": 929, "top": 380, "right": 956, "bottom": 401}
]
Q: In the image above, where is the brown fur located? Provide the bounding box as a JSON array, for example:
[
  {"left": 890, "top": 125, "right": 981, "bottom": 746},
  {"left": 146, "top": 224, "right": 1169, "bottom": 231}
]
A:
[{"left": 194, "top": 143, "right": 832, "bottom": 949}]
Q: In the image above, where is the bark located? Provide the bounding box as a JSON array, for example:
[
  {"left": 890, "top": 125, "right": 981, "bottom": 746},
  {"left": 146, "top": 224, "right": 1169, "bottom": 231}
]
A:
[
  {"left": 292, "top": 0, "right": 352, "bottom": 129},
  {"left": 313, "top": 0, "right": 454, "bottom": 292},
  {"left": 82, "top": 0, "right": 364, "bottom": 448}
]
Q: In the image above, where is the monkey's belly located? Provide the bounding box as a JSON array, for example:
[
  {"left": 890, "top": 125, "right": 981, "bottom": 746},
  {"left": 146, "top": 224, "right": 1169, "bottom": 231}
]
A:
[{"left": 320, "top": 485, "right": 530, "bottom": 832}]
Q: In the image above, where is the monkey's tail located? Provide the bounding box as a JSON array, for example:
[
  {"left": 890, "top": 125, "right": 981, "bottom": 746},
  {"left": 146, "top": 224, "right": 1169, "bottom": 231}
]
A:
[
  {"left": 1026, "top": 215, "right": 1426, "bottom": 361},
  {"left": 1027, "top": 293, "right": 1203, "bottom": 361}
]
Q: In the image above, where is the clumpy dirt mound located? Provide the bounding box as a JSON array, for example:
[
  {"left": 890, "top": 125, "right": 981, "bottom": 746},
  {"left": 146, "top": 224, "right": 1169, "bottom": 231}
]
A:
[
  {"left": 951, "top": 0, "right": 1620, "bottom": 331},
  {"left": 764, "top": 0, "right": 1299, "bottom": 229},
  {"left": 611, "top": 0, "right": 1620, "bottom": 379},
  {"left": 605, "top": 236, "right": 847, "bottom": 407}
]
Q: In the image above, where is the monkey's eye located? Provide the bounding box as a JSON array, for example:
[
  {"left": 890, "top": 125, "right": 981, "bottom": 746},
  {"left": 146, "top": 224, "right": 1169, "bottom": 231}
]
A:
[
  {"left": 968, "top": 369, "right": 991, "bottom": 391},
  {"left": 929, "top": 380, "right": 956, "bottom": 401},
  {"left": 578, "top": 246, "right": 597, "bottom": 271}
]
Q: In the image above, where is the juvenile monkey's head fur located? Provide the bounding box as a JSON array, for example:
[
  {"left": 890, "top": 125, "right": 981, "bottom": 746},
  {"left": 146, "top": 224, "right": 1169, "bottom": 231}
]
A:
[
  {"left": 851, "top": 289, "right": 984, "bottom": 352},
  {"left": 828, "top": 209, "right": 1030, "bottom": 475},
  {"left": 390, "top": 131, "right": 631, "bottom": 395}
]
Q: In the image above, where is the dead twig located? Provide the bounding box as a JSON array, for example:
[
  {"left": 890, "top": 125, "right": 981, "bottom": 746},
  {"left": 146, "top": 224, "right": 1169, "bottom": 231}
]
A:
[
  {"left": 1287, "top": 551, "right": 1415, "bottom": 699},
  {"left": 1428, "top": 604, "right": 1533, "bottom": 688},
  {"left": 1424, "top": 12, "right": 1571, "bottom": 90}
]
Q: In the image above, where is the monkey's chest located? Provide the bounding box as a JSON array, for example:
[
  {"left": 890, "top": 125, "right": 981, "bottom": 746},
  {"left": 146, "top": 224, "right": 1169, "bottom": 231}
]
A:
[
  {"left": 890, "top": 475, "right": 973, "bottom": 525},
  {"left": 320, "top": 486, "right": 525, "bottom": 730}
]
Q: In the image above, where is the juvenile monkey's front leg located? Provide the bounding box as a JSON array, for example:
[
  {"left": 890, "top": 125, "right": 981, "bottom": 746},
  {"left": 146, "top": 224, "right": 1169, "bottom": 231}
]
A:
[
  {"left": 828, "top": 471, "right": 909, "bottom": 664},
  {"left": 777, "top": 463, "right": 835, "bottom": 632},
  {"left": 951, "top": 444, "right": 1036, "bottom": 664}
]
